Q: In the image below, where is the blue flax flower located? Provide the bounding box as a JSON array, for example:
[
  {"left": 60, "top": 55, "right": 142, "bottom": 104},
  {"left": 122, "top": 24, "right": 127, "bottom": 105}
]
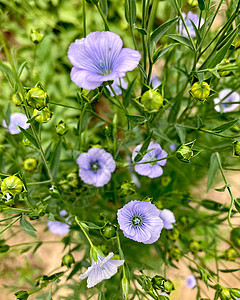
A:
[
  {"left": 214, "top": 89, "right": 239, "bottom": 113},
  {"left": 186, "top": 275, "right": 197, "bottom": 289},
  {"left": 77, "top": 148, "right": 116, "bottom": 187},
  {"left": 179, "top": 12, "right": 203, "bottom": 38},
  {"left": 159, "top": 209, "right": 176, "bottom": 229},
  {"left": 68, "top": 31, "right": 141, "bottom": 90},
  {"left": 79, "top": 252, "right": 124, "bottom": 288},
  {"left": 117, "top": 200, "right": 164, "bottom": 244},
  {"left": 48, "top": 210, "right": 70, "bottom": 236},
  {"left": 132, "top": 142, "right": 167, "bottom": 178},
  {"left": 2, "top": 113, "right": 29, "bottom": 135}
]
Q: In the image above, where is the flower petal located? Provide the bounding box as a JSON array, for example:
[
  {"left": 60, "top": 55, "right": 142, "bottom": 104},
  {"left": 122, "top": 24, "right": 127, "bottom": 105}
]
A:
[{"left": 113, "top": 48, "right": 141, "bottom": 76}]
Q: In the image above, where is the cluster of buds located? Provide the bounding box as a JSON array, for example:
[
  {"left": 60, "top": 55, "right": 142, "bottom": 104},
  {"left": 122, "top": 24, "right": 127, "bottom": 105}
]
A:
[
  {"left": 189, "top": 240, "right": 202, "bottom": 254},
  {"left": 166, "top": 227, "right": 180, "bottom": 242},
  {"left": 176, "top": 140, "right": 200, "bottom": 163},
  {"left": 190, "top": 81, "right": 210, "bottom": 102},
  {"left": 141, "top": 90, "right": 165, "bottom": 113},
  {"left": 26, "top": 83, "right": 52, "bottom": 123}
]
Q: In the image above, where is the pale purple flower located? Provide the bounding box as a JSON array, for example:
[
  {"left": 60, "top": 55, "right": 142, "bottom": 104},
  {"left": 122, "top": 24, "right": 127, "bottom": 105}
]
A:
[
  {"left": 186, "top": 275, "right": 197, "bottom": 289},
  {"left": 2, "top": 113, "right": 29, "bottom": 135},
  {"left": 107, "top": 77, "right": 128, "bottom": 96},
  {"left": 214, "top": 89, "right": 239, "bottom": 113},
  {"left": 151, "top": 75, "right": 162, "bottom": 89},
  {"left": 117, "top": 200, "right": 164, "bottom": 244},
  {"left": 179, "top": 12, "right": 203, "bottom": 38},
  {"left": 132, "top": 142, "right": 167, "bottom": 178},
  {"left": 48, "top": 210, "right": 70, "bottom": 235},
  {"left": 79, "top": 252, "right": 124, "bottom": 288},
  {"left": 68, "top": 31, "right": 141, "bottom": 90},
  {"left": 160, "top": 292, "right": 169, "bottom": 297},
  {"left": 159, "top": 209, "right": 176, "bottom": 229},
  {"left": 77, "top": 148, "right": 116, "bottom": 187},
  {"left": 169, "top": 143, "right": 176, "bottom": 152}
]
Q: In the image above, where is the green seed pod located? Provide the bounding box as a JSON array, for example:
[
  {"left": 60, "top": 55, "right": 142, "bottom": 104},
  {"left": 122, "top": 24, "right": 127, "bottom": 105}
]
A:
[
  {"left": 169, "top": 246, "right": 181, "bottom": 261},
  {"left": 24, "top": 158, "right": 37, "bottom": 171},
  {"left": 12, "top": 93, "right": 22, "bottom": 106},
  {"left": 30, "top": 29, "right": 44, "bottom": 44},
  {"left": 61, "top": 253, "right": 75, "bottom": 268},
  {"left": 190, "top": 81, "right": 210, "bottom": 101},
  {"left": 163, "top": 279, "right": 174, "bottom": 293},
  {"left": 224, "top": 247, "right": 239, "bottom": 261},
  {"left": 67, "top": 173, "right": 79, "bottom": 187},
  {"left": 230, "top": 227, "right": 240, "bottom": 249},
  {"left": 166, "top": 227, "right": 180, "bottom": 241},
  {"left": 219, "top": 288, "right": 231, "bottom": 300},
  {"left": 0, "top": 244, "right": 10, "bottom": 253},
  {"left": 187, "top": 0, "right": 198, "bottom": 6},
  {"left": 27, "top": 87, "right": 48, "bottom": 110},
  {"left": 33, "top": 107, "right": 52, "bottom": 123},
  {"left": 151, "top": 275, "right": 165, "bottom": 290},
  {"left": 176, "top": 144, "right": 193, "bottom": 163},
  {"left": 121, "top": 277, "right": 129, "bottom": 299},
  {"left": 141, "top": 90, "right": 164, "bottom": 113},
  {"left": 102, "top": 224, "right": 117, "bottom": 239},
  {"left": 1, "top": 175, "right": 23, "bottom": 196},
  {"left": 55, "top": 120, "right": 68, "bottom": 136},
  {"left": 189, "top": 240, "right": 202, "bottom": 254},
  {"left": 14, "top": 290, "right": 29, "bottom": 300},
  {"left": 233, "top": 141, "right": 240, "bottom": 157}
]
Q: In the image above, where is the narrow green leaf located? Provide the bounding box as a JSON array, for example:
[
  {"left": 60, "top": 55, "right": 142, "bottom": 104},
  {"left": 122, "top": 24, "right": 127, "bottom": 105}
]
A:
[
  {"left": 18, "top": 61, "right": 27, "bottom": 77},
  {"left": 219, "top": 268, "right": 240, "bottom": 273},
  {"left": 167, "top": 34, "right": 194, "bottom": 51},
  {"left": 134, "top": 24, "right": 147, "bottom": 35},
  {"left": 138, "top": 64, "right": 148, "bottom": 80},
  {"left": 123, "top": 77, "right": 137, "bottom": 107},
  {"left": 175, "top": 125, "right": 186, "bottom": 143},
  {"left": 100, "top": 0, "right": 108, "bottom": 16},
  {"left": 5, "top": 102, "right": 11, "bottom": 127},
  {"left": 134, "top": 131, "right": 153, "bottom": 162},
  {"left": 18, "top": 126, "right": 40, "bottom": 149},
  {"left": 151, "top": 17, "right": 179, "bottom": 49},
  {"left": 207, "top": 153, "right": 219, "bottom": 192},
  {"left": 0, "top": 61, "right": 15, "bottom": 81},
  {"left": 20, "top": 214, "right": 37, "bottom": 234},
  {"left": 212, "top": 119, "right": 239, "bottom": 133},
  {"left": 198, "top": 0, "right": 205, "bottom": 10},
  {"left": 50, "top": 139, "right": 62, "bottom": 178},
  {"left": 153, "top": 43, "right": 177, "bottom": 63}
]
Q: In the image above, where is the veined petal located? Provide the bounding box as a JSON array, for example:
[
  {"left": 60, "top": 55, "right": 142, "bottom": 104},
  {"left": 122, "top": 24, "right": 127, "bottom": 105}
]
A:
[
  {"left": 70, "top": 67, "right": 103, "bottom": 90},
  {"left": 113, "top": 48, "right": 141, "bottom": 74}
]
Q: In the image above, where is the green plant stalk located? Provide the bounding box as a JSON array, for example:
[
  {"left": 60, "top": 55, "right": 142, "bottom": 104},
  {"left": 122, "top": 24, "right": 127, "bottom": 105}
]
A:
[
  {"left": 82, "top": 0, "right": 86, "bottom": 37},
  {"left": 216, "top": 153, "right": 235, "bottom": 229},
  {"left": 122, "top": 154, "right": 175, "bottom": 168},
  {"left": 78, "top": 103, "right": 88, "bottom": 151},
  {"left": 0, "top": 32, "right": 53, "bottom": 183},
  {"left": 142, "top": 0, "right": 147, "bottom": 71},
  {"left": 0, "top": 214, "right": 21, "bottom": 223},
  {"left": 0, "top": 215, "right": 21, "bottom": 235},
  {"left": 75, "top": 216, "right": 94, "bottom": 248},
  {"left": 116, "top": 231, "right": 126, "bottom": 278}
]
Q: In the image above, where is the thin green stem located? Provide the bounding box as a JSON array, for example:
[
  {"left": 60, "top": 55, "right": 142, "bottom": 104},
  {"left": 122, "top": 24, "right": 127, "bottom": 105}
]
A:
[
  {"left": 95, "top": 2, "right": 109, "bottom": 31},
  {"left": 78, "top": 104, "right": 88, "bottom": 151},
  {"left": 0, "top": 215, "right": 21, "bottom": 235},
  {"left": 122, "top": 154, "right": 175, "bottom": 168},
  {"left": 82, "top": 0, "right": 86, "bottom": 37},
  {"left": 75, "top": 216, "right": 94, "bottom": 247},
  {"left": 0, "top": 214, "right": 21, "bottom": 223}
]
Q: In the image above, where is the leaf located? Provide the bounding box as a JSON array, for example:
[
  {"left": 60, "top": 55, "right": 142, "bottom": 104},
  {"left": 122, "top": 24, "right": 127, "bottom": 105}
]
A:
[
  {"left": 18, "top": 127, "right": 39, "bottom": 149},
  {"left": 0, "top": 245, "right": 10, "bottom": 253},
  {"left": 100, "top": 0, "right": 108, "bottom": 16},
  {"left": 153, "top": 43, "right": 177, "bottom": 63},
  {"left": 83, "top": 221, "right": 102, "bottom": 230},
  {"left": 125, "top": 0, "right": 136, "bottom": 24},
  {"left": 123, "top": 77, "right": 137, "bottom": 107},
  {"left": 134, "top": 131, "right": 153, "bottom": 162},
  {"left": 215, "top": 185, "right": 227, "bottom": 192},
  {"left": 134, "top": 24, "right": 147, "bottom": 35},
  {"left": 20, "top": 214, "right": 37, "bottom": 235},
  {"left": 175, "top": 125, "right": 186, "bottom": 143},
  {"left": 212, "top": 119, "right": 239, "bottom": 133},
  {"left": 18, "top": 61, "right": 27, "bottom": 77},
  {"left": 126, "top": 115, "right": 146, "bottom": 124},
  {"left": 0, "top": 61, "right": 15, "bottom": 81},
  {"left": 219, "top": 268, "right": 240, "bottom": 273},
  {"left": 138, "top": 63, "right": 147, "bottom": 80},
  {"left": 198, "top": 0, "right": 205, "bottom": 10},
  {"left": 167, "top": 34, "right": 194, "bottom": 51},
  {"left": 50, "top": 138, "right": 62, "bottom": 178},
  {"left": 5, "top": 102, "right": 11, "bottom": 127},
  {"left": 207, "top": 153, "right": 219, "bottom": 192},
  {"left": 150, "top": 17, "right": 179, "bottom": 49}
]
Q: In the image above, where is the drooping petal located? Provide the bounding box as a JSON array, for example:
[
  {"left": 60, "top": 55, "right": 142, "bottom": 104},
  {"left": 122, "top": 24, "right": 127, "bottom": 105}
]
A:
[{"left": 159, "top": 209, "right": 176, "bottom": 229}]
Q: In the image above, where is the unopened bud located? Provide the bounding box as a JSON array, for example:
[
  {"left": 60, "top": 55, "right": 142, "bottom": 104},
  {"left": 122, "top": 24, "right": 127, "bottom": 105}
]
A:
[
  {"left": 190, "top": 81, "right": 210, "bottom": 101},
  {"left": 141, "top": 90, "right": 164, "bottom": 113},
  {"left": 233, "top": 141, "right": 240, "bottom": 157},
  {"left": 169, "top": 246, "right": 181, "bottom": 261},
  {"left": 67, "top": 173, "right": 79, "bottom": 187},
  {"left": 1, "top": 175, "right": 23, "bottom": 196},
  {"left": 219, "top": 288, "right": 231, "bottom": 300},
  {"left": 187, "top": 0, "right": 198, "bottom": 6},
  {"left": 224, "top": 247, "right": 239, "bottom": 261},
  {"left": 12, "top": 93, "right": 21, "bottom": 105},
  {"left": 35, "top": 275, "right": 50, "bottom": 288},
  {"left": 102, "top": 224, "right": 117, "bottom": 239},
  {"left": 189, "top": 240, "right": 202, "bottom": 254},
  {"left": 151, "top": 275, "right": 165, "bottom": 290},
  {"left": 163, "top": 279, "right": 174, "bottom": 293},
  {"left": 27, "top": 87, "right": 48, "bottom": 110},
  {"left": 22, "top": 138, "right": 31, "bottom": 146},
  {"left": 14, "top": 291, "right": 29, "bottom": 300},
  {"left": 61, "top": 253, "right": 75, "bottom": 268},
  {"left": 121, "top": 277, "right": 129, "bottom": 299},
  {"left": 230, "top": 227, "right": 240, "bottom": 249},
  {"left": 176, "top": 144, "right": 193, "bottom": 163},
  {"left": 33, "top": 107, "right": 52, "bottom": 123},
  {"left": 24, "top": 158, "right": 37, "bottom": 171},
  {"left": 30, "top": 29, "right": 44, "bottom": 44},
  {"left": 55, "top": 121, "right": 68, "bottom": 136},
  {"left": 166, "top": 227, "right": 179, "bottom": 241}
]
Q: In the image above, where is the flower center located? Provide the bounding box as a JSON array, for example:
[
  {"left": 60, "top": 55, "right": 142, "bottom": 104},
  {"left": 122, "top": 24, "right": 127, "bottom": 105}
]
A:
[
  {"left": 131, "top": 216, "right": 142, "bottom": 227},
  {"left": 148, "top": 157, "right": 157, "bottom": 166},
  {"left": 98, "top": 59, "right": 111, "bottom": 76},
  {"left": 91, "top": 162, "right": 100, "bottom": 172}
]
